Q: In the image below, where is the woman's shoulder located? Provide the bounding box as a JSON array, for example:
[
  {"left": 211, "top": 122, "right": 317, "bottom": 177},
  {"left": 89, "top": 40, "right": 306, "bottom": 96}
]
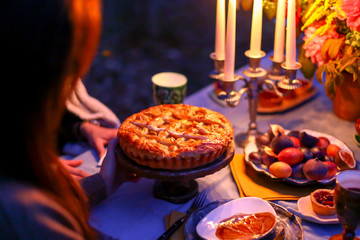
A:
[{"left": 0, "top": 178, "right": 83, "bottom": 240}]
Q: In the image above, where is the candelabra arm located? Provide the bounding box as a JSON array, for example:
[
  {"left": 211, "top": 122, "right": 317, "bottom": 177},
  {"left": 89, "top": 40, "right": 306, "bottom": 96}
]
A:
[
  {"left": 224, "top": 87, "right": 248, "bottom": 107},
  {"left": 262, "top": 79, "right": 284, "bottom": 97}
]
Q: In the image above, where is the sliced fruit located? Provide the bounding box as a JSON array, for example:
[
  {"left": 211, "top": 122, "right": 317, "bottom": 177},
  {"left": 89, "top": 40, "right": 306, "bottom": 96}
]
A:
[{"left": 335, "top": 149, "right": 356, "bottom": 170}]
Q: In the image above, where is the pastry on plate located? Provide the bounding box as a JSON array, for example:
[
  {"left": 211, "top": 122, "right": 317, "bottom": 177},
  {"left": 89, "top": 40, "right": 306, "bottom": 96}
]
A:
[
  {"left": 118, "top": 104, "right": 234, "bottom": 170},
  {"left": 310, "top": 189, "right": 336, "bottom": 216}
]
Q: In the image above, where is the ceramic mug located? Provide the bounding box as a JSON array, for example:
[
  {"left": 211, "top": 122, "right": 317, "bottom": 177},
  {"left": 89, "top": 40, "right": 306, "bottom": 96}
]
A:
[{"left": 152, "top": 72, "right": 187, "bottom": 105}]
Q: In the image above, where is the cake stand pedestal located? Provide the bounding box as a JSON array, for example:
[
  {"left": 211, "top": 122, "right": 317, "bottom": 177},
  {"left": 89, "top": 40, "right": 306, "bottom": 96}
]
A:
[{"left": 115, "top": 142, "right": 235, "bottom": 204}]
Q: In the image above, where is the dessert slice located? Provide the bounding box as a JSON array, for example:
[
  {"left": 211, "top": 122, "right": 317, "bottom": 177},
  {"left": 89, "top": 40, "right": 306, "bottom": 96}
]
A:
[{"left": 310, "top": 189, "right": 336, "bottom": 216}]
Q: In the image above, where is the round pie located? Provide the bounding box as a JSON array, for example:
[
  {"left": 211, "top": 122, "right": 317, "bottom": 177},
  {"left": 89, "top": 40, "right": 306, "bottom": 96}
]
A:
[{"left": 117, "top": 104, "right": 234, "bottom": 170}]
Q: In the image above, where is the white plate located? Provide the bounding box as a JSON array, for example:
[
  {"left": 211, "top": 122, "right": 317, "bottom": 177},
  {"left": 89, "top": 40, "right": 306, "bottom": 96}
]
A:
[
  {"left": 295, "top": 196, "right": 339, "bottom": 224},
  {"left": 196, "top": 197, "right": 277, "bottom": 240},
  {"left": 244, "top": 129, "right": 353, "bottom": 186}
]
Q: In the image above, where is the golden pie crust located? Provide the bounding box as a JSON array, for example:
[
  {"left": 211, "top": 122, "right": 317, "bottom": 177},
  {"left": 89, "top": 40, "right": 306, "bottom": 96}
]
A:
[
  {"left": 310, "top": 189, "right": 336, "bottom": 216},
  {"left": 118, "top": 104, "right": 234, "bottom": 170}
]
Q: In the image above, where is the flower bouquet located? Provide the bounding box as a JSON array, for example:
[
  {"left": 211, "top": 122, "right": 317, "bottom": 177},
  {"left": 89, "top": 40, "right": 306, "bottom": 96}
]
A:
[{"left": 298, "top": 0, "right": 360, "bottom": 121}]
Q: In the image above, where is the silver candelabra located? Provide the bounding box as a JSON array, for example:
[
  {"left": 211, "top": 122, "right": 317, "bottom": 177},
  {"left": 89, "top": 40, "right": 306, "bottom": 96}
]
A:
[{"left": 210, "top": 51, "right": 302, "bottom": 147}]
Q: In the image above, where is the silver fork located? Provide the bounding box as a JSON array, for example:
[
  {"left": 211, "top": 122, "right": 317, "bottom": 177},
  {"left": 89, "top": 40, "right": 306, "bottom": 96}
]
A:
[{"left": 157, "top": 192, "right": 207, "bottom": 240}]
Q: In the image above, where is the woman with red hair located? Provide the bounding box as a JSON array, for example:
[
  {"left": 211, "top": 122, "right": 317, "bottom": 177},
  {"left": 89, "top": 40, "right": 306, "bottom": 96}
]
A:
[{"left": 0, "top": 0, "right": 136, "bottom": 239}]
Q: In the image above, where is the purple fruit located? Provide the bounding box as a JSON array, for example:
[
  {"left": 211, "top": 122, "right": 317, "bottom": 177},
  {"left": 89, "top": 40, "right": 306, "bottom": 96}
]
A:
[
  {"left": 287, "top": 130, "right": 300, "bottom": 138},
  {"left": 249, "top": 151, "right": 262, "bottom": 165},
  {"left": 299, "top": 131, "right": 319, "bottom": 148},
  {"left": 270, "top": 132, "right": 294, "bottom": 154},
  {"left": 291, "top": 163, "right": 305, "bottom": 179},
  {"left": 255, "top": 134, "right": 270, "bottom": 147},
  {"left": 310, "top": 146, "right": 325, "bottom": 160},
  {"left": 300, "top": 147, "right": 313, "bottom": 161},
  {"left": 303, "top": 158, "right": 328, "bottom": 181},
  {"left": 261, "top": 151, "right": 277, "bottom": 167}
]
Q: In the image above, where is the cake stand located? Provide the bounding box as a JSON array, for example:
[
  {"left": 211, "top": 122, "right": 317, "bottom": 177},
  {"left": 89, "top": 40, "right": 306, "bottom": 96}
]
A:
[{"left": 115, "top": 142, "right": 235, "bottom": 204}]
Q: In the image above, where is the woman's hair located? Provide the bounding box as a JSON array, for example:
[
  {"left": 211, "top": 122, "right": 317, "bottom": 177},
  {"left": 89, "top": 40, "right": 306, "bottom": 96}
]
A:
[{"left": 1, "top": 0, "right": 101, "bottom": 238}]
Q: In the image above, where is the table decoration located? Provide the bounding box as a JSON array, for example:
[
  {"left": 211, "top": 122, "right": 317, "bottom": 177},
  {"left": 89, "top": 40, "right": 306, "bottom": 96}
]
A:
[
  {"left": 243, "top": 128, "right": 355, "bottom": 186},
  {"left": 185, "top": 199, "right": 304, "bottom": 240},
  {"left": 230, "top": 154, "right": 323, "bottom": 200},
  {"left": 298, "top": 0, "right": 360, "bottom": 121},
  {"left": 210, "top": 0, "right": 303, "bottom": 147}
]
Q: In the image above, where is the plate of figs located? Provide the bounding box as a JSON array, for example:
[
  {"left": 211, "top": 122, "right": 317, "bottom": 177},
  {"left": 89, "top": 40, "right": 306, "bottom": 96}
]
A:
[{"left": 244, "top": 124, "right": 357, "bottom": 186}]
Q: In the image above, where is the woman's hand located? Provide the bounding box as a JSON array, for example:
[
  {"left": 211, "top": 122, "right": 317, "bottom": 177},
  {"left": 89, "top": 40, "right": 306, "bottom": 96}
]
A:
[
  {"left": 79, "top": 121, "right": 117, "bottom": 158},
  {"left": 99, "top": 137, "right": 140, "bottom": 196},
  {"left": 60, "top": 159, "right": 90, "bottom": 180}
]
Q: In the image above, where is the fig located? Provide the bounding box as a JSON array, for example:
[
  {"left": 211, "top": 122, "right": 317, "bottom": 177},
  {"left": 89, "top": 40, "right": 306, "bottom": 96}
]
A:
[
  {"left": 269, "top": 161, "right": 292, "bottom": 178},
  {"left": 291, "top": 163, "right": 305, "bottom": 179},
  {"left": 255, "top": 134, "right": 270, "bottom": 147},
  {"left": 278, "top": 147, "right": 303, "bottom": 166},
  {"left": 287, "top": 130, "right": 300, "bottom": 138},
  {"left": 270, "top": 132, "right": 294, "bottom": 154},
  {"left": 326, "top": 144, "right": 341, "bottom": 158},
  {"left": 303, "top": 158, "right": 328, "bottom": 181},
  {"left": 300, "top": 147, "right": 313, "bottom": 161},
  {"left": 248, "top": 151, "right": 262, "bottom": 165},
  {"left": 289, "top": 136, "right": 301, "bottom": 148},
  {"left": 261, "top": 150, "right": 277, "bottom": 167},
  {"left": 267, "top": 124, "right": 285, "bottom": 141},
  {"left": 310, "top": 146, "right": 325, "bottom": 160},
  {"left": 317, "top": 137, "right": 330, "bottom": 150},
  {"left": 323, "top": 161, "right": 338, "bottom": 178},
  {"left": 299, "top": 131, "right": 319, "bottom": 148},
  {"left": 334, "top": 149, "right": 356, "bottom": 170}
]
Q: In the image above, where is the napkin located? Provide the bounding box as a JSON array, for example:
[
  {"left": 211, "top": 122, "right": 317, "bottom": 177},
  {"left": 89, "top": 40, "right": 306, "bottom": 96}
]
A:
[
  {"left": 66, "top": 79, "right": 121, "bottom": 129},
  {"left": 230, "top": 154, "right": 323, "bottom": 201},
  {"left": 165, "top": 211, "right": 186, "bottom": 240}
]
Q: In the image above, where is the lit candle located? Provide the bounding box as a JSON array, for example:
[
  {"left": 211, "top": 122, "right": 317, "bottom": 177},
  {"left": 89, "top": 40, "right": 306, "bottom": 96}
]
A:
[
  {"left": 249, "top": 0, "right": 263, "bottom": 57},
  {"left": 286, "top": 0, "right": 296, "bottom": 68},
  {"left": 224, "top": 0, "right": 236, "bottom": 81},
  {"left": 215, "top": 0, "right": 225, "bottom": 60},
  {"left": 273, "top": 0, "right": 286, "bottom": 62}
]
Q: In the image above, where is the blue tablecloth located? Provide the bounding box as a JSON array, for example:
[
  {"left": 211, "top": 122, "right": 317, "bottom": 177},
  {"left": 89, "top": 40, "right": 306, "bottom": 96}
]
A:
[{"left": 76, "top": 53, "right": 360, "bottom": 239}]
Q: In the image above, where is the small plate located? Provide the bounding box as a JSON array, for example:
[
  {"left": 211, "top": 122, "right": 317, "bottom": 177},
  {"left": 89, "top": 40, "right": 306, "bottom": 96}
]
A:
[
  {"left": 196, "top": 197, "right": 276, "bottom": 240},
  {"left": 295, "top": 196, "right": 339, "bottom": 224},
  {"left": 185, "top": 199, "right": 304, "bottom": 240},
  {"left": 244, "top": 129, "right": 353, "bottom": 186}
]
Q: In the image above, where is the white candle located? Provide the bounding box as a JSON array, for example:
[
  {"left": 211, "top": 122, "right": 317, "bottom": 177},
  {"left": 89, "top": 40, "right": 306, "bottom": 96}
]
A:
[
  {"left": 224, "top": 0, "right": 236, "bottom": 81},
  {"left": 215, "top": 0, "right": 226, "bottom": 60},
  {"left": 249, "top": 0, "right": 263, "bottom": 57},
  {"left": 273, "top": 0, "right": 286, "bottom": 62},
  {"left": 286, "top": 0, "right": 296, "bottom": 68}
]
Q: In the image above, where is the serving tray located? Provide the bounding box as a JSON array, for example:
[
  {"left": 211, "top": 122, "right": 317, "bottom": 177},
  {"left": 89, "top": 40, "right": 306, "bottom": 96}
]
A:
[
  {"left": 244, "top": 129, "right": 353, "bottom": 186},
  {"left": 185, "top": 199, "right": 304, "bottom": 240}
]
